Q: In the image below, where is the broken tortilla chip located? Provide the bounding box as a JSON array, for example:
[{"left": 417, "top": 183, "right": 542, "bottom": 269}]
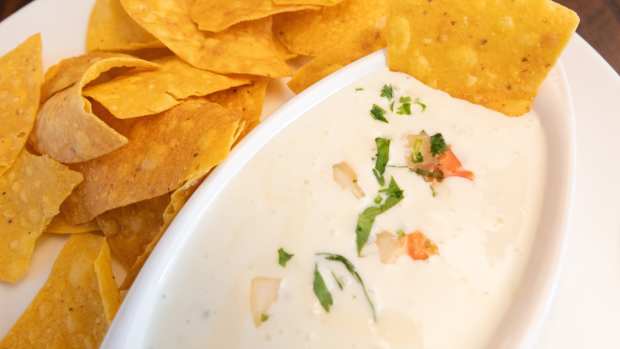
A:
[
  {"left": 0, "top": 151, "right": 83, "bottom": 283},
  {"left": 274, "top": 0, "right": 387, "bottom": 57},
  {"left": 190, "top": 0, "right": 318, "bottom": 32},
  {"left": 87, "top": 0, "right": 164, "bottom": 52},
  {"left": 288, "top": 27, "right": 384, "bottom": 92},
  {"left": 121, "top": 0, "right": 292, "bottom": 77},
  {"left": 0, "top": 234, "right": 120, "bottom": 348},
  {"left": 208, "top": 79, "right": 268, "bottom": 140},
  {"left": 274, "top": 0, "right": 342, "bottom": 4},
  {"left": 96, "top": 194, "right": 170, "bottom": 269},
  {"left": 46, "top": 214, "right": 99, "bottom": 234},
  {"left": 33, "top": 55, "right": 159, "bottom": 163},
  {"left": 83, "top": 56, "right": 249, "bottom": 118},
  {"left": 385, "top": 0, "right": 579, "bottom": 116},
  {"left": 0, "top": 34, "right": 42, "bottom": 176},
  {"left": 61, "top": 99, "right": 242, "bottom": 224}
]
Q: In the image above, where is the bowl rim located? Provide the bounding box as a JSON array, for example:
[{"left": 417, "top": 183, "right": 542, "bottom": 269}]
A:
[{"left": 102, "top": 50, "right": 576, "bottom": 349}]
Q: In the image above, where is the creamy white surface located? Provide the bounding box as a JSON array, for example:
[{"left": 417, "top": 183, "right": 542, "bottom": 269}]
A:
[{"left": 144, "top": 70, "right": 546, "bottom": 349}]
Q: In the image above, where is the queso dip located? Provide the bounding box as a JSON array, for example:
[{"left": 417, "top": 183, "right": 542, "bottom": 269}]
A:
[{"left": 144, "top": 68, "right": 546, "bottom": 349}]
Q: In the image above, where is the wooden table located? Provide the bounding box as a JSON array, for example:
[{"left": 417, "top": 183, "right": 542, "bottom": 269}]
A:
[{"left": 1, "top": 0, "right": 619, "bottom": 73}]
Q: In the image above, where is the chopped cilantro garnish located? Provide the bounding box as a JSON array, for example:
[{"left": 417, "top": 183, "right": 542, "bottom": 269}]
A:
[
  {"left": 380, "top": 84, "right": 394, "bottom": 100},
  {"left": 412, "top": 151, "right": 424, "bottom": 163},
  {"left": 331, "top": 271, "right": 344, "bottom": 290},
  {"left": 373, "top": 195, "right": 382, "bottom": 204},
  {"left": 430, "top": 133, "right": 447, "bottom": 156},
  {"left": 277, "top": 248, "right": 294, "bottom": 267},
  {"left": 414, "top": 98, "right": 427, "bottom": 112},
  {"left": 355, "top": 87, "right": 364, "bottom": 91},
  {"left": 372, "top": 137, "right": 390, "bottom": 185},
  {"left": 313, "top": 265, "right": 333, "bottom": 312},
  {"left": 396, "top": 96, "right": 412, "bottom": 115},
  {"left": 370, "top": 104, "right": 388, "bottom": 123},
  {"left": 260, "top": 313, "right": 270, "bottom": 322},
  {"left": 389, "top": 100, "right": 395, "bottom": 112},
  {"left": 396, "top": 229, "right": 406, "bottom": 238},
  {"left": 356, "top": 177, "right": 404, "bottom": 254},
  {"left": 414, "top": 168, "right": 444, "bottom": 181},
  {"left": 430, "top": 185, "right": 437, "bottom": 197}
]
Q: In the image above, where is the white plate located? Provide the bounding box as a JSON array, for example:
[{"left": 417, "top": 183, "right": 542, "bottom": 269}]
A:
[{"left": 1, "top": 0, "right": 619, "bottom": 347}]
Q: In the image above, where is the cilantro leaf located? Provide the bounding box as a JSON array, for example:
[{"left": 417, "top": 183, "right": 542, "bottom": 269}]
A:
[
  {"left": 370, "top": 104, "right": 388, "bottom": 123},
  {"left": 317, "top": 253, "right": 377, "bottom": 321},
  {"left": 372, "top": 137, "right": 390, "bottom": 185},
  {"left": 355, "top": 87, "right": 364, "bottom": 91},
  {"left": 378, "top": 177, "right": 404, "bottom": 211},
  {"left": 260, "top": 313, "right": 270, "bottom": 322},
  {"left": 396, "top": 96, "right": 412, "bottom": 115},
  {"left": 331, "top": 271, "right": 344, "bottom": 290},
  {"left": 277, "top": 248, "right": 294, "bottom": 267},
  {"left": 380, "top": 84, "right": 394, "bottom": 100},
  {"left": 430, "top": 133, "right": 447, "bottom": 156},
  {"left": 313, "top": 265, "right": 333, "bottom": 312}
]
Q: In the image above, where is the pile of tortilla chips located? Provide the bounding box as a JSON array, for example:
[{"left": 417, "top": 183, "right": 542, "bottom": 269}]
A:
[{"left": 0, "top": 0, "right": 578, "bottom": 346}]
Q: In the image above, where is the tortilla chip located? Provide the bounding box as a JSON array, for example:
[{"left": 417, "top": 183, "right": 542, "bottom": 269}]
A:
[
  {"left": 274, "top": 0, "right": 387, "bottom": 57},
  {"left": 121, "top": 0, "right": 292, "bottom": 77},
  {"left": 0, "top": 34, "right": 43, "bottom": 176},
  {"left": 46, "top": 214, "right": 99, "bottom": 234},
  {"left": 96, "top": 194, "right": 170, "bottom": 269},
  {"left": 41, "top": 52, "right": 120, "bottom": 102},
  {"left": 0, "top": 151, "right": 83, "bottom": 283},
  {"left": 190, "top": 0, "right": 318, "bottom": 32},
  {"left": 385, "top": 0, "right": 579, "bottom": 116},
  {"left": 33, "top": 55, "right": 159, "bottom": 163},
  {"left": 273, "top": 0, "right": 342, "bottom": 4},
  {"left": 61, "top": 99, "right": 242, "bottom": 224},
  {"left": 87, "top": 0, "right": 164, "bottom": 52},
  {"left": 208, "top": 79, "right": 268, "bottom": 139},
  {"left": 288, "top": 27, "right": 384, "bottom": 92},
  {"left": 83, "top": 56, "right": 250, "bottom": 118},
  {"left": 0, "top": 234, "right": 120, "bottom": 348}
]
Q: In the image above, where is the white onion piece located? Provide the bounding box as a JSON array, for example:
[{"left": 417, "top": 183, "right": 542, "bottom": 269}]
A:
[
  {"left": 250, "top": 277, "right": 281, "bottom": 327},
  {"left": 332, "top": 161, "right": 365, "bottom": 198},
  {"left": 375, "top": 231, "right": 406, "bottom": 264}
]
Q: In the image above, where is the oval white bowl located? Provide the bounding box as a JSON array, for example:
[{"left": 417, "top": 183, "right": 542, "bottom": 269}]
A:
[{"left": 102, "top": 50, "right": 575, "bottom": 349}]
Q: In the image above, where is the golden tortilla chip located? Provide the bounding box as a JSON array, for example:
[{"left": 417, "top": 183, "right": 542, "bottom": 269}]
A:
[
  {"left": 121, "top": 0, "right": 292, "bottom": 77},
  {"left": 386, "top": 0, "right": 579, "bottom": 116},
  {"left": 32, "top": 55, "right": 158, "bottom": 163},
  {"left": 208, "top": 79, "right": 268, "bottom": 139},
  {"left": 0, "top": 34, "right": 42, "bottom": 176},
  {"left": 41, "top": 52, "right": 120, "bottom": 102},
  {"left": 83, "top": 56, "right": 250, "bottom": 118},
  {"left": 46, "top": 214, "right": 98, "bottom": 234},
  {"left": 0, "top": 151, "right": 83, "bottom": 283},
  {"left": 87, "top": 0, "right": 164, "bottom": 52},
  {"left": 274, "top": 0, "right": 342, "bottom": 5},
  {"left": 274, "top": 0, "right": 387, "bottom": 57},
  {"left": 61, "top": 99, "right": 242, "bottom": 224},
  {"left": 288, "top": 27, "right": 384, "bottom": 92},
  {"left": 0, "top": 234, "right": 120, "bottom": 348},
  {"left": 190, "top": 0, "right": 318, "bottom": 32},
  {"left": 96, "top": 194, "right": 170, "bottom": 269}
]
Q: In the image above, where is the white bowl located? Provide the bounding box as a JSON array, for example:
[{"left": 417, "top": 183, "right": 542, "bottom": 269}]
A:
[{"left": 102, "top": 50, "right": 575, "bottom": 349}]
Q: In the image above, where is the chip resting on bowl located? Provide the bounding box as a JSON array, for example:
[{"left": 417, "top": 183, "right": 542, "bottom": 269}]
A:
[
  {"left": 274, "top": 0, "right": 387, "bottom": 57},
  {"left": 385, "top": 0, "right": 579, "bottom": 116},
  {"left": 0, "top": 234, "right": 120, "bottom": 348},
  {"left": 121, "top": 0, "right": 292, "bottom": 77},
  {"left": 32, "top": 54, "right": 158, "bottom": 163},
  {"left": 87, "top": 0, "right": 164, "bottom": 52},
  {"left": 190, "top": 0, "right": 319, "bottom": 32},
  {"left": 0, "top": 34, "right": 42, "bottom": 176},
  {"left": 61, "top": 99, "right": 243, "bottom": 224},
  {"left": 0, "top": 151, "right": 83, "bottom": 283},
  {"left": 83, "top": 56, "right": 250, "bottom": 118}
]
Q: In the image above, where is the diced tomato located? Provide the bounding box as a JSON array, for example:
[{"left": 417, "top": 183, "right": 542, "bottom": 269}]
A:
[
  {"left": 437, "top": 148, "right": 474, "bottom": 180},
  {"left": 406, "top": 231, "right": 438, "bottom": 261}
]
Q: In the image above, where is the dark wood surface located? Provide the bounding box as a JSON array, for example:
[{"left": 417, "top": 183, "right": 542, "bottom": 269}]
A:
[{"left": 1, "top": 0, "right": 619, "bottom": 73}]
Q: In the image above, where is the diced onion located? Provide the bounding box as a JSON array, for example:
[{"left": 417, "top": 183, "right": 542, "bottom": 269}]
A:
[
  {"left": 332, "top": 161, "right": 365, "bottom": 198},
  {"left": 375, "top": 231, "right": 406, "bottom": 264},
  {"left": 250, "top": 277, "right": 281, "bottom": 327}
]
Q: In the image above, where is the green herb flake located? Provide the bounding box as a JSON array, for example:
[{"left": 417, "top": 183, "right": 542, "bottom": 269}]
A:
[
  {"left": 370, "top": 104, "right": 388, "bottom": 123},
  {"left": 355, "top": 87, "right": 364, "bottom": 91},
  {"left": 430, "top": 133, "right": 447, "bottom": 156},
  {"left": 430, "top": 185, "right": 438, "bottom": 197},
  {"left": 277, "top": 248, "right": 294, "bottom": 267},
  {"left": 313, "top": 265, "right": 333, "bottom": 312},
  {"left": 372, "top": 137, "right": 390, "bottom": 185},
  {"left": 331, "top": 271, "right": 344, "bottom": 290},
  {"left": 414, "top": 98, "right": 427, "bottom": 112},
  {"left": 412, "top": 151, "right": 424, "bottom": 163},
  {"left": 373, "top": 195, "right": 382, "bottom": 204},
  {"left": 396, "top": 96, "right": 412, "bottom": 115},
  {"left": 396, "top": 229, "right": 405, "bottom": 238},
  {"left": 260, "top": 313, "right": 270, "bottom": 322},
  {"left": 414, "top": 168, "right": 444, "bottom": 181},
  {"left": 378, "top": 177, "right": 404, "bottom": 211},
  {"left": 317, "top": 253, "right": 377, "bottom": 321},
  {"left": 380, "top": 84, "right": 394, "bottom": 100}
]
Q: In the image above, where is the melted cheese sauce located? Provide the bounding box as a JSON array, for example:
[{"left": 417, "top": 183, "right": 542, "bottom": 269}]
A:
[{"left": 144, "top": 69, "right": 546, "bottom": 349}]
